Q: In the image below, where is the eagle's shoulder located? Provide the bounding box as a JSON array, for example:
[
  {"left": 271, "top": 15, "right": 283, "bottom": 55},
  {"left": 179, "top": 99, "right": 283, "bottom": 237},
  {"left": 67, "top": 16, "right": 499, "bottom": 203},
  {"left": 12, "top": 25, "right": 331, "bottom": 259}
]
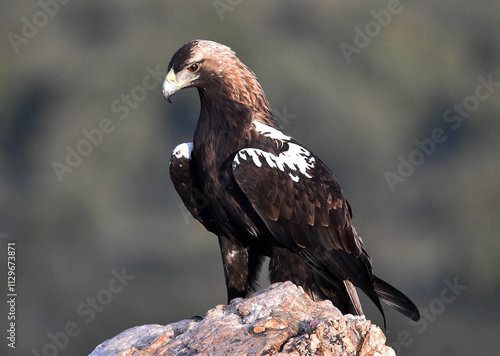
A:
[
  {"left": 170, "top": 142, "right": 193, "bottom": 164},
  {"left": 236, "top": 121, "right": 316, "bottom": 182},
  {"left": 170, "top": 142, "right": 217, "bottom": 233},
  {"left": 231, "top": 121, "right": 360, "bottom": 253}
]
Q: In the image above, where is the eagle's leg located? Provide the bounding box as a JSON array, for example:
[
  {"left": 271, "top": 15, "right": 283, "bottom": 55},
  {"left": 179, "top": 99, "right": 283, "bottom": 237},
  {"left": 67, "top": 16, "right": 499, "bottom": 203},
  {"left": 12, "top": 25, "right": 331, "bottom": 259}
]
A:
[
  {"left": 218, "top": 235, "right": 262, "bottom": 302},
  {"left": 270, "top": 247, "right": 316, "bottom": 296},
  {"left": 270, "top": 247, "right": 362, "bottom": 315}
]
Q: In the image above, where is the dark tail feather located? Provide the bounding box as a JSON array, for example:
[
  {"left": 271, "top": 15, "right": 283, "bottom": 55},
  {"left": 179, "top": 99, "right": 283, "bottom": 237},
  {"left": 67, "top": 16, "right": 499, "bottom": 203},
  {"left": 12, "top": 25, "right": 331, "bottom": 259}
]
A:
[{"left": 373, "top": 275, "right": 420, "bottom": 322}]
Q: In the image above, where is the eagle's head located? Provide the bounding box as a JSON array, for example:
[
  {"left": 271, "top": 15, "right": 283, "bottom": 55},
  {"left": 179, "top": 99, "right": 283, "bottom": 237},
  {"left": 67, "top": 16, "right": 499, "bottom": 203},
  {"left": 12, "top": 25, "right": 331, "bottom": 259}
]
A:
[
  {"left": 162, "top": 40, "right": 236, "bottom": 101},
  {"left": 162, "top": 40, "right": 269, "bottom": 108}
]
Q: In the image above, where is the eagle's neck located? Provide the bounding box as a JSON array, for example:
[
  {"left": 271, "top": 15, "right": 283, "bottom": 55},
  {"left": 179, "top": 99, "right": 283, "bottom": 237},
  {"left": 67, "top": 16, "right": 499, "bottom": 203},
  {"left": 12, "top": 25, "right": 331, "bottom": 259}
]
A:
[{"left": 193, "top": 76, "right": 277, "bottom": 162}]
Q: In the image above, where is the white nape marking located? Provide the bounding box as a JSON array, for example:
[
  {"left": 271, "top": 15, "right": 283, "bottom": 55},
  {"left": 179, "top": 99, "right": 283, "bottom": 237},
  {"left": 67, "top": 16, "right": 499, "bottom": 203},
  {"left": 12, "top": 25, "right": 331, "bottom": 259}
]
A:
[
  {"left": 172, "top": 142, "right": 193, "bottom": 160},
  {"left": 235, "top": 144, "right": 315, "bottom": 183},
  {"left": 253, "top": 121, "right": 291, "bottom": 141}
]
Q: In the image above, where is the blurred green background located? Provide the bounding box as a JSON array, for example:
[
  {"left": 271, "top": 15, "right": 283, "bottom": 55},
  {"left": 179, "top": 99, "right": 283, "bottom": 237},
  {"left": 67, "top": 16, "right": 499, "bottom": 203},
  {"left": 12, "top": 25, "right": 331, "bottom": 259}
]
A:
[{"left": 1, "top": 1, "right": 499, "bottom": 355}]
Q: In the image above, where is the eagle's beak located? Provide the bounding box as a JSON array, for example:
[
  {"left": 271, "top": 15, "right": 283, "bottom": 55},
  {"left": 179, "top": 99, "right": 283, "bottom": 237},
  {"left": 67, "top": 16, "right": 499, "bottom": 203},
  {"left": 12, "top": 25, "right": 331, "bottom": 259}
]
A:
[
  {"left": 163, "top": 69, "right": 180, "bottom": 103},
  {"left": 163, "top": 68, "right": 199, "bottom": 103}
]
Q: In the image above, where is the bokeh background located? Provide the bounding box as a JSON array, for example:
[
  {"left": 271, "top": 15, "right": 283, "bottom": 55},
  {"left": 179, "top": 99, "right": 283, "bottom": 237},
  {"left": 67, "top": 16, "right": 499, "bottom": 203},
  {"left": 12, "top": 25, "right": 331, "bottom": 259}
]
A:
[{"left": 1, "top": 1, "right": 499, "bottom": 355}]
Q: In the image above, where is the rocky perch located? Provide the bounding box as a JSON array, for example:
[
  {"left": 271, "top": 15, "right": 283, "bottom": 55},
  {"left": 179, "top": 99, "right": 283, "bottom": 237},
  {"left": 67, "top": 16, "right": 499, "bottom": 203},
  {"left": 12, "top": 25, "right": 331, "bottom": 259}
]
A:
[{"left": 90, "top": 282, "right": 395, "bottom": 356}]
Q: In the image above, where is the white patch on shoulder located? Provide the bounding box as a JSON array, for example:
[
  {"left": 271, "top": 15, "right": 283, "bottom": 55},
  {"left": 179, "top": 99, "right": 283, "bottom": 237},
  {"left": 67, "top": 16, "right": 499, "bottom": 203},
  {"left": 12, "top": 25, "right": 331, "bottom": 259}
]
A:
[
  {"left": 234, "top": 144, "right": 315, "bottom": 183},
  {"left": 253, "top": 121, "right": 291, "bottom": 142},
  {"left": 172, "top": 142, "right": 193, "bottom": 160}
]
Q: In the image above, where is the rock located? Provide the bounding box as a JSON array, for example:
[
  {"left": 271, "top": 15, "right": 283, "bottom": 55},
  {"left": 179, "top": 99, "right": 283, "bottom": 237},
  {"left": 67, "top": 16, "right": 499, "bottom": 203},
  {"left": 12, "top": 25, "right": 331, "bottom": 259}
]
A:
[{"left": 90, "top": 281, "right": 395, "bottom": 356}]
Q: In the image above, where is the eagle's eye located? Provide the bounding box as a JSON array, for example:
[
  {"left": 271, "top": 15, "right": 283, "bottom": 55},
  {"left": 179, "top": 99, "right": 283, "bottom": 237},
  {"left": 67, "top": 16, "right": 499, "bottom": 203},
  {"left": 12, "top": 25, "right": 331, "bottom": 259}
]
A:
[{"left": 187, "top": 64, "right": 199, "bottom": 72}]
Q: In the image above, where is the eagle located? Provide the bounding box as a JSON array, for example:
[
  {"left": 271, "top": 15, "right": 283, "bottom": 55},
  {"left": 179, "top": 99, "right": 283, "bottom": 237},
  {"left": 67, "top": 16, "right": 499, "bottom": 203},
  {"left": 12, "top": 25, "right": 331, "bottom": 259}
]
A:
[{"left": 163, "top": 39, "right": 420, "bottom": 325}]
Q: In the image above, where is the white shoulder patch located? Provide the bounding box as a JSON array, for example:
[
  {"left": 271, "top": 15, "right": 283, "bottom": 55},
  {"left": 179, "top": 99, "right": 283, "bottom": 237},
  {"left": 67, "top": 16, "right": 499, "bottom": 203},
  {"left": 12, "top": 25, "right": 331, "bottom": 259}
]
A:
[
  {"left": 172, "top": 142, "right": 193, "bottom": 160},
  {"left": 253, "top": 121, "right": 291, "bottom": 142},
  {"left": 234, "top": 144, "right": 315, "bottom": 183}
]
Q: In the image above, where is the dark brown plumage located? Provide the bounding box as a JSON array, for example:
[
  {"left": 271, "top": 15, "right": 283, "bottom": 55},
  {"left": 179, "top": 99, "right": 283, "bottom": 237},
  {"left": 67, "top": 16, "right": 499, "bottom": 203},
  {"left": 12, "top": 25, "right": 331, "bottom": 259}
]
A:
[{"left": 164, "top": 40, "right": 420, "bottom": 326}]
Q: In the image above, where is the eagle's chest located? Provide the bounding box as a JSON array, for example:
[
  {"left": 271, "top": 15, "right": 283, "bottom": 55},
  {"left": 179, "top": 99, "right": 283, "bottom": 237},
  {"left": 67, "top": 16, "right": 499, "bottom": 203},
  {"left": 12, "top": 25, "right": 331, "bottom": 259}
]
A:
[
  {"left": 192, "top": 114, "right": 252, "bottom": 183},
  {"left": 192, "top": 127, "right": 279, "bottom": 192},
  {"left": 190, "top": 130, "right": 242, "bottom": 220},
  {"left": 192, "top": 147, "right": 229, "bottom": 203},
  {"left": 191, "top": 128, "right": 272, "bottom": 241}
]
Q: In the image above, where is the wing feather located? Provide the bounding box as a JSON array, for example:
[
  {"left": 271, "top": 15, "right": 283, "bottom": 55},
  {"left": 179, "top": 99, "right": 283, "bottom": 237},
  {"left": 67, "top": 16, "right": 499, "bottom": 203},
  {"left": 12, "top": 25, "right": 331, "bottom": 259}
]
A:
[
  {"left": 232, "top": 145, "right": 366, "bottom": 268},
  {"left": 170, "top": 143, "right": 217, "bottom": 233},
  {"left": 231, "top": 141, "right": 386, "bottom": 322}
]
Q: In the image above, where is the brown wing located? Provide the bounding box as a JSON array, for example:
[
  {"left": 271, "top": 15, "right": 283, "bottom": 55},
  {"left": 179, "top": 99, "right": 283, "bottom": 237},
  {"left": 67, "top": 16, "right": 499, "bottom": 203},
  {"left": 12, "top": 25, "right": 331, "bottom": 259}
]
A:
[
  {"left": 231, "top": 144, "right": 385, "bottom": 317},
  {"left": 169, "top": 143, "right": 217, "bottom": 234}
]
